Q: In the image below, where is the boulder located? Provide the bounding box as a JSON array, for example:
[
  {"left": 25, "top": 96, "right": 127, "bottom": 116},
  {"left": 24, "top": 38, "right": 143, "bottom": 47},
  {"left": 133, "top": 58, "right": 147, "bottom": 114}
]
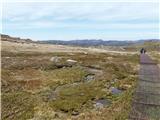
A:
[
  {"left": 66, "top": 59, "right": 77, "bottom": 65},
  {"left": 50, "top": 56, "right": 61, "bottom": 63}
]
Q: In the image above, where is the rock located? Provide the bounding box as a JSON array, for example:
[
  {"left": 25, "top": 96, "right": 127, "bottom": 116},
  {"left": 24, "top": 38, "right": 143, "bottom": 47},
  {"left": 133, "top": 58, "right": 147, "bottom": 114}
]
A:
[
  {"left": 121, "top": 84, "right": 132, "bottom": 90},
  {"left": 50, "top": 56, "right": 61, "bottom": 63},
  {"left": 83, "top": 52, "right": 88, "bottom": 55},
  {"left": 87, "top": 68, "right": 103, "bottom": 77},
  {"left": 107, "top": 57, "right": 113, "bottom": 60},
  {"left": 66, "top": 59, "right": 77, "bottom": 65},
  {"left": 94, "top": 99, "right": 111, "bottom": 109},
  {"left": 94, "top": 102, "right": 104, "bottom": 109},
  {"left": 72, "top": 111, "right": 79, "bottom": 116},
  {"left": 84, "top": 74, "right": 95, "bottom": 82},
  {"left": 109, "top": 87, "right": 122, "bottom": 95}
]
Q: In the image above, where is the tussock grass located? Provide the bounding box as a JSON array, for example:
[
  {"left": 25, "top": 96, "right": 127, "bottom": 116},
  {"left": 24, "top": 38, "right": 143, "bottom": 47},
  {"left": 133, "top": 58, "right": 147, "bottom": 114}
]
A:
[
  {"left": 2, "top": 92, "right": 34, "bottom": 120},
  {"left": 1, "top": 51, "right": 139, "bottom": 120}
]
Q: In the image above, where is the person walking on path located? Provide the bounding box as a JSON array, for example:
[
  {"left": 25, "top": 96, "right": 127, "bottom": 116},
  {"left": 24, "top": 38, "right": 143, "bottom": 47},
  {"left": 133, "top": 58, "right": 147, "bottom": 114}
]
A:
[{"left": 140, "top": 48, "right": 146, "bottom": 54}]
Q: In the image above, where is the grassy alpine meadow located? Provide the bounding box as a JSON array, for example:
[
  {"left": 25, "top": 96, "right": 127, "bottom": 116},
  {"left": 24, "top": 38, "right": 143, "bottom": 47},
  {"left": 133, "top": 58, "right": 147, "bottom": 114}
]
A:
[
  {"left": 1, "top": 47, "right": 140, "bottom": 120},
  {"left": 2, "top": 1, "right": 159, "bottom": 119}
]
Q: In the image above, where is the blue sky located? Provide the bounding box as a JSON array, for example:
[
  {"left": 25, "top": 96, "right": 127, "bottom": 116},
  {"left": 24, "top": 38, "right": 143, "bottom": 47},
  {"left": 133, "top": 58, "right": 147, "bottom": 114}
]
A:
[{"left": 2, "top": 1, "right": 160, "bottom": 41}]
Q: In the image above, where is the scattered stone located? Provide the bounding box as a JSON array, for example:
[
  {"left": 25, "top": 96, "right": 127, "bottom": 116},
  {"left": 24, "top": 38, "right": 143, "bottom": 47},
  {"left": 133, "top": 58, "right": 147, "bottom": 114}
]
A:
[
  {"left": 84, "top": 74, "right": 95, "bottom": 82},
  {"left": 109, "top": 87, "right": 122, "bottom": 95},
  {"left": 83, "top": 52, "right": 88, "bottom": 55},
  {"left": 66, "top": 59, "right": 77, "bottom": 65},
  {"left": 94, "top": 102, "right": 104, "bottom": 109},
  {"left": 121, "top": 84, "right": 132, "bottom": 90},
  {"left": 94, "top": 99, "right": 111, "bottom": 109},
  {"left": 72, "top": 111, "right": 79, "bottom": 116},
  {"left": 107, "top": 57, "right": 113, "bottom": 60},
  {"left": 87, "top": 67, "right": 103, "bottom": 77},
  {"left": 50, "top": 56, "right": 61, "bottom": 63}
]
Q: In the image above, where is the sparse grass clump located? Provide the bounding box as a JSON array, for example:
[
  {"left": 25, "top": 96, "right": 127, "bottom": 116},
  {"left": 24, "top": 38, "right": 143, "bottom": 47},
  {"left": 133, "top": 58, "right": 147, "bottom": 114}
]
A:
[
  {"left": 43, "top": 66, "right": 88, "bottom": 86},
  {"left": 149, "top": 51, "right": 160, "bottom": 63},
  {"left": 2, "top": 92, "right": 34, "bottom": 120}
]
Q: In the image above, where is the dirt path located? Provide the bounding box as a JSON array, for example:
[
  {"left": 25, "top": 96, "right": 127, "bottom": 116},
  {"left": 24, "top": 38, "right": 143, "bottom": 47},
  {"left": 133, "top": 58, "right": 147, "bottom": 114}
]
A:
[{"left": 129, "top": 54, "right": 160, "bottom": 120}]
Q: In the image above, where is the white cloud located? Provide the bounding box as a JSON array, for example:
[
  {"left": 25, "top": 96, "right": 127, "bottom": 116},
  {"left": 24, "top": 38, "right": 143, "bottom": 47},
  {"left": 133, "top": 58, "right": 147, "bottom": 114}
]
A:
[
  {"left": 3, "top": 2, "right": 159, "bottom": 26},
  {"left": 2, "top": 2, "right": 159, "bottom": 40},
  {"left": 3, "top": 2, "right": 158, "bottom": 22}
]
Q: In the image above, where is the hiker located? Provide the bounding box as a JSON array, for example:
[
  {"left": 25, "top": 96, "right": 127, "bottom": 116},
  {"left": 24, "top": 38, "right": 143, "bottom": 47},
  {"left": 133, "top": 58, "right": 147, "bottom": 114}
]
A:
[{"left": 140, "top": 48, "right": 146, "bottom": 54}]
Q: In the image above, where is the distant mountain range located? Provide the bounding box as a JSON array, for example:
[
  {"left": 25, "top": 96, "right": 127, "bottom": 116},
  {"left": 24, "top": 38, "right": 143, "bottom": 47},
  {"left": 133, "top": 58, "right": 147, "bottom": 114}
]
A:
[
  {"left": 40, "top": 39, "right": 160, "bottom": 46},
  {"left": 1, "top": 34, "right": 159, "bottom": 47}
]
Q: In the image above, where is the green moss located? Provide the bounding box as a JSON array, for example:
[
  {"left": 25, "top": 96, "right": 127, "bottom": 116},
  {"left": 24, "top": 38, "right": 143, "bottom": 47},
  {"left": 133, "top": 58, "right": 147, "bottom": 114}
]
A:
[{"left": 49, "top": 82, "right": 107, "bottom": 112}]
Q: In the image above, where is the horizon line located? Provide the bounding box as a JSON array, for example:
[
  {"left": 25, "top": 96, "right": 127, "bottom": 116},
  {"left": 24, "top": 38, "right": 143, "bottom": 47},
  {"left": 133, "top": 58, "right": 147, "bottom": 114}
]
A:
[{"left": 1, "top": 33, "right": 160, "bottom": 41}]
